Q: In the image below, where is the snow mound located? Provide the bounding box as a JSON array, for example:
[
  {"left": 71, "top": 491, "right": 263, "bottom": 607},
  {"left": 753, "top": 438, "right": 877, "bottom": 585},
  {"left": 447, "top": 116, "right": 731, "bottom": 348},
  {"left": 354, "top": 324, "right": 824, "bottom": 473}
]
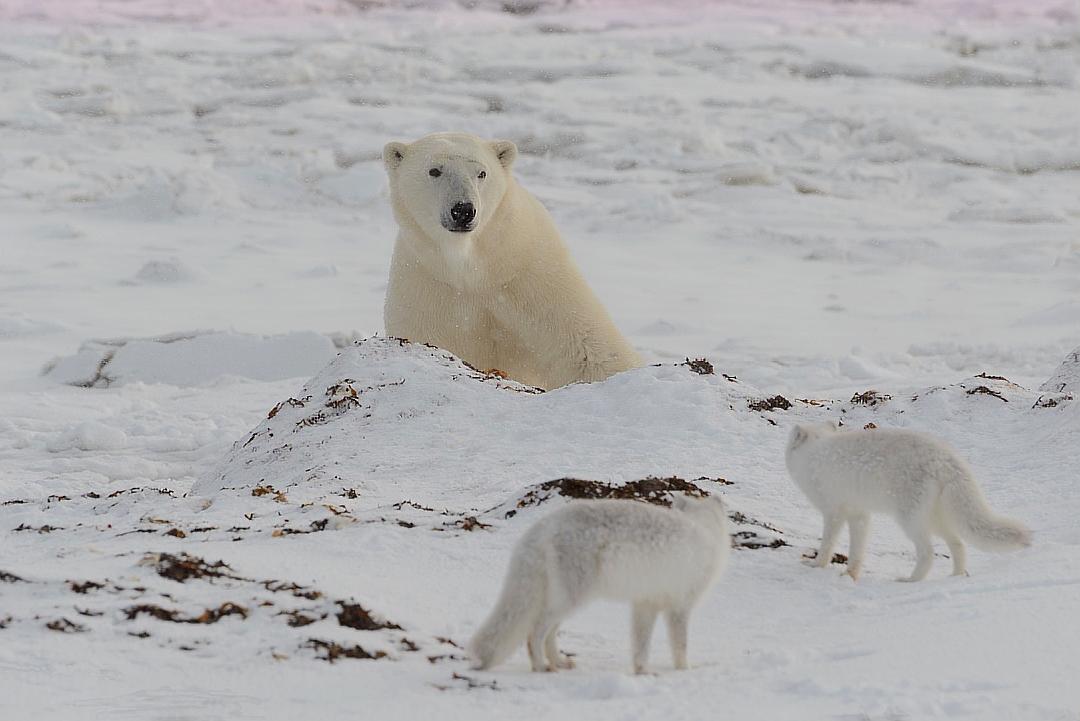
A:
[
  {"left": 1037, "top": 346, "right": 1080, "bottom": 407},
  {"left": 43, "top": 331, "right": 339, "bottom": 387},
  {"left": 202, "top": 340, "right": 1080, "bottom": 546},
  {"left": 198, "top": 338, "right": 543, "bottom": 497},
  {"left": 487, "top": 476, "right": 788, "bottom": 550},
  {"left": 0, "top": 547, "right": 460, "bottom": 666},
  {"left": 199, "top": 339, "right": 786, "bottom": 498}
]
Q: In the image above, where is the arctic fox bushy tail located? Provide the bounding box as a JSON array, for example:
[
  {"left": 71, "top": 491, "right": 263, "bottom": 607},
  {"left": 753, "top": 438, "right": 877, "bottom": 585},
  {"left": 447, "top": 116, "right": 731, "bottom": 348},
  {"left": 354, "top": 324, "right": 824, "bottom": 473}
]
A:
[
  {"left": 469, "top": 550, "right": 544, "bottom": 670},
  {"left": 942, "top": 479, "right": 1032, "bottom": 551}
]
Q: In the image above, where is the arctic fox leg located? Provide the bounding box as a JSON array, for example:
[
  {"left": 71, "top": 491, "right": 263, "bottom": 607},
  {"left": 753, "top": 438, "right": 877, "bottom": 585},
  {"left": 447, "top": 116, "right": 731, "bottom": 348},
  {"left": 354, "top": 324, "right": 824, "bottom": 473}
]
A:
[
  {"left": 845, "top": 513, "right": 871, "bottom": 580},
  {"left": 898, "top": 520, "right": 935, "bottom": 582},
  {"left": 631, "top": 602, "right": 660, "bottom": 674},
  {"left": 664, "top": 606, "right": 691, "bottom": 670},
  {"left": 543, "top": 623, "right": 574, "bottom": 669},
  {"left": 942, "top": 532, "right": 968, "bottom": 576},
  {"left": 809, "top": 512, "right": 843, "bottom": 568},
  {"left": 528, "top": 607, "right": 570, "bottom": 672},
  {"left": 526, "top": 632, "right": 545, "bottom": 672}
]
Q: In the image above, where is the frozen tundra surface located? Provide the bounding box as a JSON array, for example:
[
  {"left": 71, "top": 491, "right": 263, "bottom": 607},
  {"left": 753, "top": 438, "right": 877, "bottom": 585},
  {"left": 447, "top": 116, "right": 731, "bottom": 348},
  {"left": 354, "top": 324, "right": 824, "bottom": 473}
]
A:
[
  {"left": 1, "top": 0, "right": 1078, "bottom": 396},
  {"left": 1, "top": 0, "right": 1079, "bottom": 719},
  {"left": 2, "top": 338, "right": 1079, "bottom": 721}
]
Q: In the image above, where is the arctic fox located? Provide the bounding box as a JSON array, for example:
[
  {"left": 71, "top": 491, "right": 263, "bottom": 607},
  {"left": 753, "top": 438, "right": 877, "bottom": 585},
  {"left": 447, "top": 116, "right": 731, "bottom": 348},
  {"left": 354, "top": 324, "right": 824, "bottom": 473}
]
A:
[
  {"left": 469, "top": 496, "right": 730, "bottom": 674},
  {"left": 785, "top": 423, "right": 1031, "bottom": 582}
]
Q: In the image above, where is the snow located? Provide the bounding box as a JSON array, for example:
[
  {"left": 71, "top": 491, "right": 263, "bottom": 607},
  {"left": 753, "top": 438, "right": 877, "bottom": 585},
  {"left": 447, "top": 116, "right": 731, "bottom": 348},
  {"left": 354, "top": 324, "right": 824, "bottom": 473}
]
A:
[
  {"left": 3, "top": 338, "right": 1079, "bottom": 719},
  {"left": 42, "top": 330, "right": 341, "bottom": 387},
  {"left": 1, "top": 1, "right": 1079, "bottom": 719},
  {"left": 45, "top": 420, "right": 129, "bottom": 452}
]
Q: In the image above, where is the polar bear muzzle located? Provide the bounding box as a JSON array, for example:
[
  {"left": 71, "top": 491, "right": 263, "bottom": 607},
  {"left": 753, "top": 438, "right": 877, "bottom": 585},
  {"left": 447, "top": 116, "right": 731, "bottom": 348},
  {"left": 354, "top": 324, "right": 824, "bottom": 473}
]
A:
[{"left": 445, "top": 201, "right": 476, "bottom": 232}]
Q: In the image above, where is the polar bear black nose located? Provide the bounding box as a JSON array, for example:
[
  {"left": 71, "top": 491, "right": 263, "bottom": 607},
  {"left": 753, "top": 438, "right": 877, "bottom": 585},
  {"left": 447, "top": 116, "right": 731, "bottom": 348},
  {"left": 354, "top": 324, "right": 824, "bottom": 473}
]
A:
[{"left": 449, "top": 202, "right": 476, "bottom": 228}]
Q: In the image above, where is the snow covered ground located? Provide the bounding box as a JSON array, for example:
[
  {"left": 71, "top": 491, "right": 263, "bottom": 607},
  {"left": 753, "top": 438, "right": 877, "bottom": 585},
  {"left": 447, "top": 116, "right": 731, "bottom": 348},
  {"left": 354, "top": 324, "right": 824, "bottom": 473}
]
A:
[{"left": 1, "top": 1, "right": 1078, "bottom": 719}]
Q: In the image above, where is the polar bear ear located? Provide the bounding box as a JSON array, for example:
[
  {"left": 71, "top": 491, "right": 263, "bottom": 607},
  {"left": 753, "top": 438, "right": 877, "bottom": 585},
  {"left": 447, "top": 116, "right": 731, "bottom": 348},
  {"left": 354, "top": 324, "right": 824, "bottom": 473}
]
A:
[
  {"left": 490, "top": 140, "right": 517, "bottom": 169},
  {"left": 383, "top": 142, "right": 408, "bottom": 171}
]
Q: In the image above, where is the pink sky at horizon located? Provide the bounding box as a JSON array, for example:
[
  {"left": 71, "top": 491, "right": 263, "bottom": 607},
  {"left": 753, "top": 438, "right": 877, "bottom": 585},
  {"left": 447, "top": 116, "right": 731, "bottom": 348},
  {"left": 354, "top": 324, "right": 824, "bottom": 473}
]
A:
[{"left": 0, "top": 0, "right": 1075, "bottom": 28}]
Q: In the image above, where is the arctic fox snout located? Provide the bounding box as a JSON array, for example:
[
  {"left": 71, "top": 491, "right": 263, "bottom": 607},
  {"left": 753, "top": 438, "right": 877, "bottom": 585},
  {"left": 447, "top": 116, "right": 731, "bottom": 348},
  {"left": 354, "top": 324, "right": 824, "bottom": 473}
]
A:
[
  {"left": 785, "top": 423, "right": 1031, "bottom": 582},
  {"left": 468, "top": 496, "right": 730, "bottom": 674}
]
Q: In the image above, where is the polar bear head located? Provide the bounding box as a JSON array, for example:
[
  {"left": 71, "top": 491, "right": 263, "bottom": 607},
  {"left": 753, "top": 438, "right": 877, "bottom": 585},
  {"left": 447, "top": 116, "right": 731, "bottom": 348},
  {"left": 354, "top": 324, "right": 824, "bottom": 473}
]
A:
[{"left": 383, "top": 132, "right": 518, "bottom": 240}]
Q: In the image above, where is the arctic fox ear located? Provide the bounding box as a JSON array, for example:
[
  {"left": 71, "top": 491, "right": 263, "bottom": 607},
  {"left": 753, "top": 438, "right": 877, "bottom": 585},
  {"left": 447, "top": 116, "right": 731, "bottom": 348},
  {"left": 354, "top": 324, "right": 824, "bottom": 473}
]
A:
[
  {"left": 490, "top": 140, "right": 517, "bottom": 169},
  {"left": 789, "top": 425, "right": 809, "bottom": 448},
  {"left": 383, "top": 142, "right": 408, "bottom": 171},
  {"left": 670, "top": 494, "right": 694, "bottom": 511}
]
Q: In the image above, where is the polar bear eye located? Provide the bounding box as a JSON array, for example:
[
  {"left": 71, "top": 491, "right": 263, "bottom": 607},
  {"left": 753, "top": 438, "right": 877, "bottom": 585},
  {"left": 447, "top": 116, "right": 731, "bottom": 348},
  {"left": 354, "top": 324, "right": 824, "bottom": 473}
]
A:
[
  {"left": 477, "top": 170, "right": 487, "bottom": 180},
  {"left": 428, "top": 168, "right": 441, "bottom": 178}
]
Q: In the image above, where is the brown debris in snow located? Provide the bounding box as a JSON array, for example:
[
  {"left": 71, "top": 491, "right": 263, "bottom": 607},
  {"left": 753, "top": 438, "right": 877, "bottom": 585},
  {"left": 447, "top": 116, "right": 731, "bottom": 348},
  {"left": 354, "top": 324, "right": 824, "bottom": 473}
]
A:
[{"left": 748, "top": 395, "right": 792, "bottom": 412}]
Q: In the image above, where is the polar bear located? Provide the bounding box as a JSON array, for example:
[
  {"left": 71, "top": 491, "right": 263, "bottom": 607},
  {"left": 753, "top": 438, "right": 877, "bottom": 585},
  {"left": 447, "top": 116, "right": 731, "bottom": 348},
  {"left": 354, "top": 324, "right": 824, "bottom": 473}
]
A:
[{"left": 382, "top": 132, "right": 642, "bottom": 390}]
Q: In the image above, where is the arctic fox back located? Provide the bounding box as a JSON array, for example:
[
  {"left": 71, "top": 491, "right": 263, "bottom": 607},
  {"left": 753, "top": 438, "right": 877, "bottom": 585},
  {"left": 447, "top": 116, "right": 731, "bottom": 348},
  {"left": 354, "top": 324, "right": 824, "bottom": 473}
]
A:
[{"left": 786, "top": 424, "right": 972, "bottom": 495}]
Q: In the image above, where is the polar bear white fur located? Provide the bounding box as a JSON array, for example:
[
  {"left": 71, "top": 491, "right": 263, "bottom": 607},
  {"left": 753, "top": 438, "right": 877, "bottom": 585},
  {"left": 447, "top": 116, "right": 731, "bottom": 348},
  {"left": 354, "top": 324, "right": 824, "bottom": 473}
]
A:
[{"left": 382, "top": 132, "right": 642, "bottom": 390}]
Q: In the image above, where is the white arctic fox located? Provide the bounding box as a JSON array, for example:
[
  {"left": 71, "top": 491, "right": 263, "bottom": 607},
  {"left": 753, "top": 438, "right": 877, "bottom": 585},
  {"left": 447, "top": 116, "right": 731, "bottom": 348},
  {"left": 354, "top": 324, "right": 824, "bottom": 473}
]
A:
[
  {"left": 785, "top": 423, "right": 1031, "bottom": 582},
  {"left": 469, "top": 496, "right": 730, "bottom": 674}
]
